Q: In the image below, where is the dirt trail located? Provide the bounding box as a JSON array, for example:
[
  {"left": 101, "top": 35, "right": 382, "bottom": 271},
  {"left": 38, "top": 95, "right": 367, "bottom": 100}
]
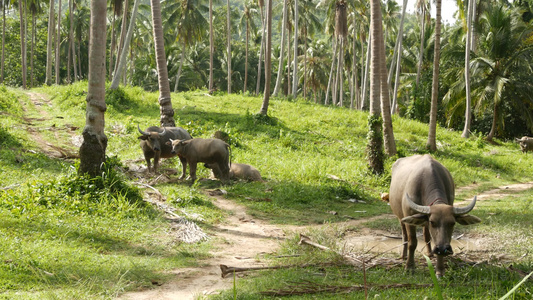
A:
[
  {"left": 17, "top": 92, "right": 533, "bottom": 299},
  {"left": 119, "top": 180, "right": 533, "bottom": 300}
]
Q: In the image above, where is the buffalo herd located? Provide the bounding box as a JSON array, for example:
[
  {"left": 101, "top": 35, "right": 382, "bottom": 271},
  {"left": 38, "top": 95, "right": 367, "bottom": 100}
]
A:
[{"left": 138, "top": 124, "right": 533, "bottom": 277}]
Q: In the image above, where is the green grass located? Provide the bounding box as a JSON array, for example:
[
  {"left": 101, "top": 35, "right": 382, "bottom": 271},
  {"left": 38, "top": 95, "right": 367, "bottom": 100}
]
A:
[{"left": 1, "top": 83, "right": 533, "bottom": 298}]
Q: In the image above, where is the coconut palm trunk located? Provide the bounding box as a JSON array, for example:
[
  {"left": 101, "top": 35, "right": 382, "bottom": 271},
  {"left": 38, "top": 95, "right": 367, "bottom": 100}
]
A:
[
  {"left": 366, "top": 0, "right": 385, "bottom": 174},
  {"left": 462, "top": 0, "right": 473, "bottom": 138},
  {"left": 325, "top": 37, "right": 338, "bottom": 105},
  {"left": 292, "top": 0, "right": 298, "bottom": 98},
  {"left": 55, "top": 0, "right": 61, "bottom": 85},
  {"left": 111, "top": 0, "right": 140, "bottom": 90},
  {"left": 255, "top": 0, "right": 265, "bottom": 95},
  {"left": 45, "top": 0, "right": 54, "bottom": 85},
  {"left": 150, "top": 0, "right": 175, "bottom": 127},
  {"left": 272, "top": 0, "right": 288, "bottom": 97},
  {"left": 79, "top": 0, "right": 108, "bottom": 177},
  {"left": 259, "top": 0, "right": 272, "bottom": 115},
  {"left": 427, "top": 0, "right": 441, "bottom": 151},
  {"left": 18, "top": 0, "right": 26, "bottom": 89},
  {"left": 209, "top": 0, "right": 214, "bottom": 92},
  {"left": 227, "top": 0, "right": 231, "bottom": 94}
]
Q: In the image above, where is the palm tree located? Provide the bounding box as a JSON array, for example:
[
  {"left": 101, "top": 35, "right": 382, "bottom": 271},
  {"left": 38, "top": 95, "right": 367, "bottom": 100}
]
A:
[
  {"left": 209, "top": 0, "right": 213, "bottom": 92},
  {"left": 55, "top": 0, "right": 62, "bottom": 84},
  {"left": 150, "top": 0, "right": 175, "bottom": 127},
  {"left": 462, "top": 0, "right": 474, "bottom": 138},
  {"left": 259, "top": 0, "right": 272, "bottom": 114},
  {"left": 255, "top": 0, "right": 266, "bottom": 95},
  {"left": 79, "top": 0, "right": 107, "bottom": 177},
  {"left": 18, "top": 0, "right": 27, "bottom": 88},
  {"left": 1, "top": 0, "right": 8, "bottom": 83},
  {"left": 239, "top": 0, "right": 257, "bottom": 94},
  {"left": 366, "top": 0, "right": 385, "bottom": 174},
  {"left": 111, "top": 0, "right": 140, "bottom": 89},
  {"left": 45, "top": 0, "right": 54, "bottom": 85},
  {"left": 272, "top": 0, "right": 288, "bottom": 96},
  {"left": 427, "top": 0, "right": 441, "bottom": 151},
  {"left": 291, "top": 0, "right": 298, "bottom": 98},
  {"left": 108, "top": 0, "right": 122, "bottom": 80}
]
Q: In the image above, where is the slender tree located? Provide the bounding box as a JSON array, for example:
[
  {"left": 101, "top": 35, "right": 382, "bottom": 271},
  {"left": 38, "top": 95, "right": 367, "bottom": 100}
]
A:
[
  {"left": 55, "top": 0, "right": 61, "bottom": 84},
  {"left": 292, "top": 0, "right": 298, "bottom": 98},
  {"left": 151, "top": 0, "right": 175, "bottom": 126},
  {"left": 18, "top": 0, "right": 27, "bottom": 88},
  {"left": 427, "top": 0, "right": 441, "bottom": 151},
  {"left": 79, "top": 0, "right": 107, "bottom": 177},
  {"left": 272, "top": 0, "right": 288, "bottom": 96},
  {"left": 255, "top": 0, "right": 266, "bottom": 95},
  {"left": 111, "top": 0, "right": 140, "bottom": 89},
  {"left": 462, "top": 0, "right": 473, "bottom": 138},
  {"left": 366, "top": 0, "right": 384, "bottom": 174},
  {"left": 1, "top": 0, "right": 6, "bottom": 83},
  {"left": 209, "top": 0, "right": 213, "bottom": 92},
  {"left": 259, "top": 0, "right": 272, "bottom": 114},
  {"left": 227, "top": 0, "right": 231, "bottom": 93}
]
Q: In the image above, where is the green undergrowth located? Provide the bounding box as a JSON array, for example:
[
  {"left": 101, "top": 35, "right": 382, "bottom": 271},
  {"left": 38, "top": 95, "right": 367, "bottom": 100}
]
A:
[{"left": 1, "top": 84, "right": 533, "bottom": 298}]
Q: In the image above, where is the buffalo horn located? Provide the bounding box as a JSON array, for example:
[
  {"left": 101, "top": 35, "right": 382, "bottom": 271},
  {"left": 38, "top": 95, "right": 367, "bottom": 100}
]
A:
[
  {"left": 160, "top": 127, "right": 166, "bottom": 135},
  {"left": 405, "top": 193, "right": 431, "bottom": 215},
  {"left": 138, "top": 124, "right": 149, "bottom": 136},
  {"left": 453, "top": 196, "right": 477, "bottom": 215}
]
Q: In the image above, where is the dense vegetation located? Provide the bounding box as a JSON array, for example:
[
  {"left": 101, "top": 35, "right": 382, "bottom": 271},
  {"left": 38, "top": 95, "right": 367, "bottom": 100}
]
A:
[{"left": 1, "top": 83, "right": 533, "bottom": 298}]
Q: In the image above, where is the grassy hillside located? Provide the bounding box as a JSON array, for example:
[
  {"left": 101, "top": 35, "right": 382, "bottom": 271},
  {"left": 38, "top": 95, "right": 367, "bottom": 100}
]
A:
[{"left": 1, "top": 83, "right": 532, "bottom": 299}]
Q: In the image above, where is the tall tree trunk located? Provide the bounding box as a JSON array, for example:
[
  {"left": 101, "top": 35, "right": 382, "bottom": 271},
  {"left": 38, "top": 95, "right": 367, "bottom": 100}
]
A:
[
  {"left": 427, "top": 0, "right": 441, "bottom": 151},
  {"left": 487, "top": 101, "right": 498, "bottom": 141},
  {"left": 79, "top": 0, "right": 108, "bottom": 177},
  {"left": 303, "top": 27, "right": 308, "bottom": 98},
  {"left": 367, "top": 0, "right": 384, "bottom": 174},
  {"left": 111, "top": 0, "right": 140, "bottom": 90},
  {"left": 379, "top": 10, "right": 396, "bottom": 157},
  {"left": 55, "top": 0, "right": 62, "bottom": 85},
  {"left": 416, "top": 4, "right": 425, "bottom": 87},
  {"left": 67, "top": 0, "right": 72, "bottom": 83},
  {"left": 291, "top": 0, "right": 298, "bottom": 98},
  {"left": 361, "top": 35, "right": 370, "bottom": 110},
  {"left": 259, "top": 0, "right": 272, "bottom": 115},
  {"left": 109, "top": 13, "right": 116, "bottom": 80},
  {"left": 244, "top": 17, "right": 249, "bottom": 93},
  {"left": 69, "top": 0, "right": 77, "bottom": 82},
  {"left": 173, "top": 40, "right": 185, "bottom": 92},
  {"left": 334, "top": 37, "right": 343, "bottom": 106},
  {"left": 325, "top": 37, "right": 338, "bottom": 105},
  {"left": 286, "top": 28, "right": 291, "bottom": 95},
  {"left": 226, "top": 0, "right": 231, "bottom": 94},
  {"left": 462, "top": 0, "right": 473, "bottom": 138},
  {"left": 45, "top": 0, "right": 54, "bottom": 85},
  {"left": 114, "top": 0, "right": 129, "bottom": 75},
  {"left": 272, "top": 0, "right": 287, "bottom": 97},
  {"left": 390, "top": 0, "right": 407, "bottom": 114},
  {"left": 1, "top": 3, "right": 5, "bottom": 83},
  {"left": 77, "top": 35, "right": 82, "bottom": 79},
  {"left": 19, "top": 0, "right": 26, "bottom": 89},
  {"left": 255, "top": 2, "right": 265, "bottom": 95},
  {"left": 209, "top": 0, "right": 214, "bottom": 92},
  {"left": 31, "top": 12, "right": 36, "bottom": 87},
  {"left": 151, "top": 0, "right": 175, "bottom": 127}
]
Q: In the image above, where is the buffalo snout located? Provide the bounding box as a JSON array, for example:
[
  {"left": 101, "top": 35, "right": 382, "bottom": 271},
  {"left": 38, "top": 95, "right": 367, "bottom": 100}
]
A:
[{"left": 433, "top": 244, "right": 453, "bottom": 256}]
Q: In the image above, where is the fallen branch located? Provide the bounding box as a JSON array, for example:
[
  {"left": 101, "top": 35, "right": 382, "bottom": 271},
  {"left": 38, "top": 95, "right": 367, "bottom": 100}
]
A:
[
  {"left": 260, "top": 282, "right": 434, "bottom": 296},
  {"left": 220, "top": 262, "right": 337, "bottom": 278}
]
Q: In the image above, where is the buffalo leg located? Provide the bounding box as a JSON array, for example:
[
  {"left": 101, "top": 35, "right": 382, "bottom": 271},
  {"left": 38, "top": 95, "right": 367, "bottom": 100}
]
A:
[
  {"left": 405, "top": 224, "right": 417, "bottom": 272},
  {"left": 423, "top": 226, "right": 433, "bottom": 257},
  {"left": 145, "top": 156, "right": 152, "bottom": 173},
  {"left": 189, "top": 162, "right": 197, "bottom": 181},
  {"left": 153, "top": 152, "right": 161, "bottom": 173},
  {"left": 400, "top": 222, "right": 408, "bottom": 260},
  {"left": 178, "top": 155, "right": 188, "bottom": 180},
  {"left": 436, "top": 255, "right": 445, "bottom": 278}
]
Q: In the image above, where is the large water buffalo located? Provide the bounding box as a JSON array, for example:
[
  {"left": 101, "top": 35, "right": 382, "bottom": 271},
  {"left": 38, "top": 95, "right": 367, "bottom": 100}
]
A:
[
  {"left": 515, "top": 136, "right": 533, "bottom": 153},
  {"left": 168, "top": 138, "right": 231, "bottom": 181},
  {"left": 205, "top": 162, "right": 263, "bottom": 182},
  {"left": 389, "top": 154, "right": 481, "bottom": 278},
  {"left": 138, "top": 125, "right": 192, "bottom": 177}
]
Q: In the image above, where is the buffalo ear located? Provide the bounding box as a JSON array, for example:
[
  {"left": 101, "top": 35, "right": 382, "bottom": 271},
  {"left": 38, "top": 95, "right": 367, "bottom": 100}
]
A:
[
  {"left": 456, "top": 214, "right": 481, "bottom": 225},
  {"left": 401, "top": 214, "right": 429, "bottom": 226},
  {"left": 138, "top": 135, "right": 148, "bottom": 140}
]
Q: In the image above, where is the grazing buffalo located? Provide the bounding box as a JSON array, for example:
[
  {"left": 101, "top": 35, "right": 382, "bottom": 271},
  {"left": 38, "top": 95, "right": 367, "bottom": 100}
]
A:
[
  {"left": 205, "top": 162, "right": 263, "bottom": 182},
  {"left": 168, "top": 138, "right": 231, "bottom": 181},
  {"left": 389, "top": 154, "right": 481, "bottom": 278},
  {"left": 515, "top": 136, "right": 533, "bottom": 153},
  {"left": 138, "top": 125, "right": 192, "bottom": 177}
]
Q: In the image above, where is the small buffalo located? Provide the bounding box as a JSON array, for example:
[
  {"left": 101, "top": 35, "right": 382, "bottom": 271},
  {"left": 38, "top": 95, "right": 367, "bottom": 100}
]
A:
[
  {"left": 138, "top": 125, "right": 192, "bottom": 177},
  {"left": 168, "top": 138, "right": 231, "bottom": 181},
  {"left": 515, "top": 136, "right": 533, "bottom": 153},
  {"left": 205, "top": 162, "right": 263, "bottom": 182},
  {"left": 389, "top": 154, "right": 481, "bottom": 278}
]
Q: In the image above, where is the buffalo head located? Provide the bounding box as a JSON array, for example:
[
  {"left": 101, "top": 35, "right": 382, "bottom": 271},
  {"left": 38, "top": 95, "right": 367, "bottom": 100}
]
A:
[
  {"left": 138, "top": 124, "right": 167, "bottom": 152},
  {"left": 401, "top": 194, "right": 481, "bottom": 256}
]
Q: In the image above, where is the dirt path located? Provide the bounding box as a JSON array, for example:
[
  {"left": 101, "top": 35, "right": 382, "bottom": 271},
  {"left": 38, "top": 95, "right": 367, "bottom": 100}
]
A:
[{"left": 118, "top": 180, "right": 533, "bottom": 300}]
